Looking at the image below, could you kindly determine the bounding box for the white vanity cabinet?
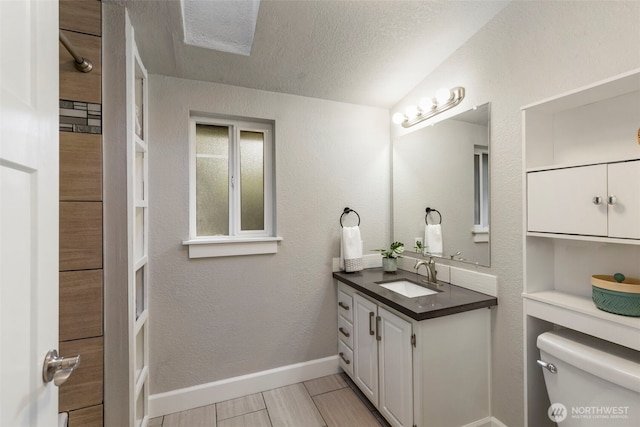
[353,293,413,427]
[522,69,640,427]
[337,281,491,427]
[527,161,640,239]
[337,288,354,377]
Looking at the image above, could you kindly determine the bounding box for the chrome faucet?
[414,257,437,284]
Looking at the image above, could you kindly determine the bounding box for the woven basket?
[591,275,640,317]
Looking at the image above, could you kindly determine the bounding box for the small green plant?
[373,241,405,259]
[414,240,424,253]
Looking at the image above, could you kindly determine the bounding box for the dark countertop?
[333,268,497,321]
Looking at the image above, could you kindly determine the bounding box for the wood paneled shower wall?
[58,1,104,425]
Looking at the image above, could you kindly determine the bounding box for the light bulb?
[435,87,453,104]
[405,105,419,119]
[392,112,405,125]
[418,97,436,111]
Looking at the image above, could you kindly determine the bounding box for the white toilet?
[537,329,640,426]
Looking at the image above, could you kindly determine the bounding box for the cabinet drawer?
[338,315,353,349]
[338,340,353,377]
[338,289,353,322]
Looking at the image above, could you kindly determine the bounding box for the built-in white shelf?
[523,291,640,351]
[526,231,640,246]
[522,68,640,427]
[135,135,147,151]
[128,20,150,427]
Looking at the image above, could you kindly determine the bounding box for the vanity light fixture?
[392,86,465,128]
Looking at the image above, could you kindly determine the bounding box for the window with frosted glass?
[196,124,229,236]
[239,131,265,231]
[191,116,274,240]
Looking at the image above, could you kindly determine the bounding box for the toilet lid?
[537,329,640,393]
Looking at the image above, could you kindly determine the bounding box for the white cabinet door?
[353,294,378,404]
[608,160,640,239]
[378,307,413,427]
[527,165,607,235]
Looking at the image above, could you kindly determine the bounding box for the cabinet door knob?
[376,316,382,341]
[592,196,603,205]
[607,195,617,205]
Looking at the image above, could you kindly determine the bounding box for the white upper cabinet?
[524,69,640,244]
[527,164,607,236]
[527,160,640,239]
[608,161,640,239]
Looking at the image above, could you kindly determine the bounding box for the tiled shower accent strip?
[60,99,102,134]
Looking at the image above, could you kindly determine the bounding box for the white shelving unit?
[522,69,640,427]
[127,24,150,427]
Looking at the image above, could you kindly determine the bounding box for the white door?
[378,307,413,427]
[607,160,640,239]
[1,0,59,426]
[527,165,608,236]
[353,294,378,405]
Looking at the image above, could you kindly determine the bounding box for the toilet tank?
[537,329,640,426]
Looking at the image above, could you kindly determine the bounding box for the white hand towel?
[424,224,443,255]
[340,226,363,272]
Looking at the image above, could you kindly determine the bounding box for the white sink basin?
[378,280,438,298]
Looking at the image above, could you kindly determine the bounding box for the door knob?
[43,349,81,386]
[607,195,617,205]
[592,196,603,205]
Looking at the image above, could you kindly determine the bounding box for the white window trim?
[472,146,490,243]
[184,115,280,258]
[471,225,489,243]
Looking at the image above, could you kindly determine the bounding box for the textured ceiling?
[124,0,509,108]
[180,0,260,55]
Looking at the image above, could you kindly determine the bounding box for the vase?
[382,257,397,273]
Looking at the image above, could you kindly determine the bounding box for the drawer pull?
[339,327,350,338]
[338,302,350,310]
[339,352,351,365]
[369,312,375,335]
[376,316,382,341]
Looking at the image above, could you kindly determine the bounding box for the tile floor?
[150,373,391,427]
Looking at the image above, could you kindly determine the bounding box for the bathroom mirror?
[393,103,490,266]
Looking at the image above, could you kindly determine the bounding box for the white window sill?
[471,226,489,243]
[182,236,283,258]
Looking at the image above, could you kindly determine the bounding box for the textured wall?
[148,75,390,393]
[391,2,640,425]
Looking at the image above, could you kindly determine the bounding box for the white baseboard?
[461,416,508,427]
[149,355,340,417]
[490,416,509,427]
